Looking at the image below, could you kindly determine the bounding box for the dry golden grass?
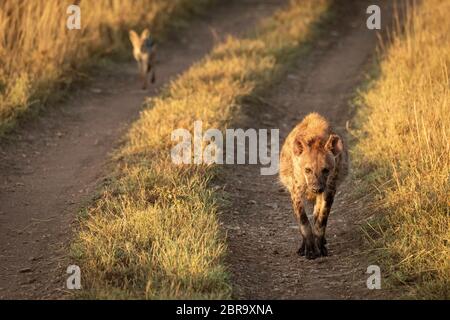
[353,0,449,299]
[0,0,211,134]
[73,0,330,299]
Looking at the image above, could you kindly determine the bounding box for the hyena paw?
[305,243,320,260]
[297,242,306,256]
[319,243,328,257]
[315,237,328,257]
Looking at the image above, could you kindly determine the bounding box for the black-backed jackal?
[129,29,156,89]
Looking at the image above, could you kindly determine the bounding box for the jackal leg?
[140,61,149,90]
[150,50,156,84]
[292,194,319,259]
[151,68,156,83]
[313,190,335,256]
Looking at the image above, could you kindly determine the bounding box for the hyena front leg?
[291,194,319,259]
[313,191,335,256]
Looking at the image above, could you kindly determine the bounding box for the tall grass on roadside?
[353,0,449,299]
[0,0,211,134]
[73,0,330,299]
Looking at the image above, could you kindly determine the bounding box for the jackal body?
[280,113,348,259]
[129,29,156,89]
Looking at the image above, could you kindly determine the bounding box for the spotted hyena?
[279,113,348,259]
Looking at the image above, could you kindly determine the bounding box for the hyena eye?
[305,168,312,174]
[322,168,330,175]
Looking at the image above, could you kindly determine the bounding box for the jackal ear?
[129,30,140,48]
[293,137,306,156]
[325,134,344,157]
[141,28,150,39]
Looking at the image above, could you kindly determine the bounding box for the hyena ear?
[129,30,140,48]
[141,28,150,40]
[325,134,344,157]
[293,137,306,156]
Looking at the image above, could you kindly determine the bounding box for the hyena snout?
[311,184,324,194]
[308,174,328,194]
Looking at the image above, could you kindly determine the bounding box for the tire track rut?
[223,0,398,299]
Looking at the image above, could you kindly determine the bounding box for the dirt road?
[223,0,398,299]
[0,0,285,299]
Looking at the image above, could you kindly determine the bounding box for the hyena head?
[292,134,343,194]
